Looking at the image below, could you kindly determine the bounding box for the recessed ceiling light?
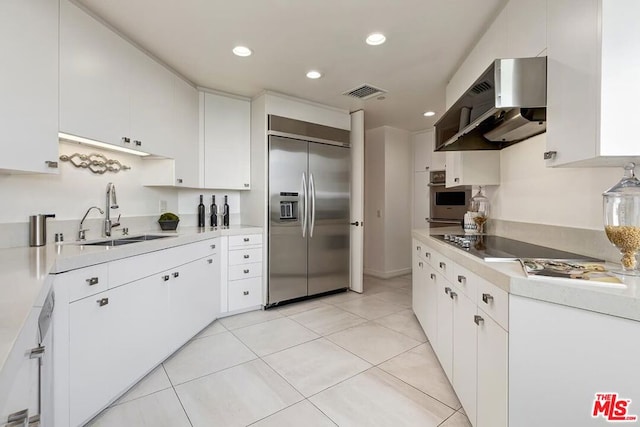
[423,111,436,117]
[306,70,322,79]
[232,46,252,57]
[366,33,386,46]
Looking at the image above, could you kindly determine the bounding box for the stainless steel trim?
[309,172,316,238]
[427,183,446,187]
[268,115,350,145]
[267,130,350,148]
[427,218,462,225]
[301,172,308,238]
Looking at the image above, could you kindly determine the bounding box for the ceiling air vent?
[470,80,492,95]
[342,84,387,100]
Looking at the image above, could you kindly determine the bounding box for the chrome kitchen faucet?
[103,183,121,237]
[78,206,104,241]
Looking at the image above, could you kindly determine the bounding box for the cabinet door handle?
[243,291,249,295]
[97,298,109,307]
[454,177,460,183]
[482,293,494,304]
[162,275,170,282]
[29,345,45,359]
[430,273,436,280]
[418,261,423,268]
[211,244,216,249]
[173,272,179,278]
[543,151,557,160]
[444,287,451,295]
[176,178,183,184]
[449,291,457,300]
[439,262,446,270]
[457,275,466,284]
[45,160,59,168]
[243,237,250,242]
[207,259,213,264]
[416,245,421,251]
[86,277,99,286]
[243,254,250,259]
[474,315,484,325]
[244,183,250,188]
[425,252,431,259]
[243,269,250,274]
[122,137,131,144]
[134,140,142,147]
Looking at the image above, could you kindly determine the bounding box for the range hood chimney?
[435,57,547,151]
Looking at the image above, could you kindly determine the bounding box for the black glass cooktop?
[432,234,602,262]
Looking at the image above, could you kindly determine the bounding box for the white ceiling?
[75,0,506,132]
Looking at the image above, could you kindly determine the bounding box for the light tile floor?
[87,274,470,427]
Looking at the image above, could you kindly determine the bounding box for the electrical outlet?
[159,200,167,213]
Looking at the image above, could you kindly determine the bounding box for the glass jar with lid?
[603,162,640,275]
[470,186,490,234]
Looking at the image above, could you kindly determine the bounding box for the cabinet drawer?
[476,279,509,330]
[228,277,262,311]
[229,262,262,281]
[191,238,218,258]
[432,251,453,283]
[229,248,262,265]
[109,244,193,288]
[451,264,477,301]
[228,234,262,248]
[57,264,109,303]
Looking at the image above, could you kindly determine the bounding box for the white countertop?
[0,225,262,375]
[413,228,640,323]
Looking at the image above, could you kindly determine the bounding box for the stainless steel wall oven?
[428,170,471,227]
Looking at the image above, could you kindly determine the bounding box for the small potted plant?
[158,212,180,231]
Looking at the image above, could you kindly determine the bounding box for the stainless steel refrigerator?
[267,117,350,306]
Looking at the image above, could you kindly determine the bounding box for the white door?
[350,110,364,293]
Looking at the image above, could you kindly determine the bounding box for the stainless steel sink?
[83,234,172,246]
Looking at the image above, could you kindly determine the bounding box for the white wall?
[364,126,412,278]
[489,134,620,229]
[383,127,412,274]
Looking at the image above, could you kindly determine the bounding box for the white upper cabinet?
[171,77,199,187]
[0,0,59,174]
[60,0,175,157]
[546,0,640,167]
[413,130,432,172]
[445,151,500,188]
[201,92,251,190]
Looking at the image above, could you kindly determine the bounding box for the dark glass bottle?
[223,195,230,227]
[210,195,217,227]
[197,195,205,227]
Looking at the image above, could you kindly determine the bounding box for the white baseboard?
[363,267,412,279]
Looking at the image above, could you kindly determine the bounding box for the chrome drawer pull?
[474,315,484,325]
[243,291,249,295]
[444,287,451,295]
[416,245,421,251]
[162,275,170,282]
[430,273,436,280]
[207,259,213,264]
[425,252,431,259]
[439,262,446,269]
[29,346,45,359]
[418,261,423,268]
[243,238,250,242]
[449,291,457,300]
[457,275,466,284]
[482,293,494,304]
[86,277,99,286]
[97,298,109,307]
[243,254,250,259]
[210,244,216,249]
[173,272,179,278]
[243,269,250,274]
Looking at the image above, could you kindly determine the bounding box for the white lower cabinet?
[452,291,478,424]
[68,274,169,426]
[54,237,221,426]
[412,238,508,427]
[221,234,264,314]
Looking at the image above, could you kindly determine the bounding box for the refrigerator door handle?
[309,172,316,238]
[301,172,308,238]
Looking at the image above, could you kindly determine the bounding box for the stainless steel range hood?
[435,57,547,151]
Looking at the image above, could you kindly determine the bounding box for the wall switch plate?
[159,200,167,213]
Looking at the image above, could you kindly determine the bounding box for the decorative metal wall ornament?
[59,153,131,174]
